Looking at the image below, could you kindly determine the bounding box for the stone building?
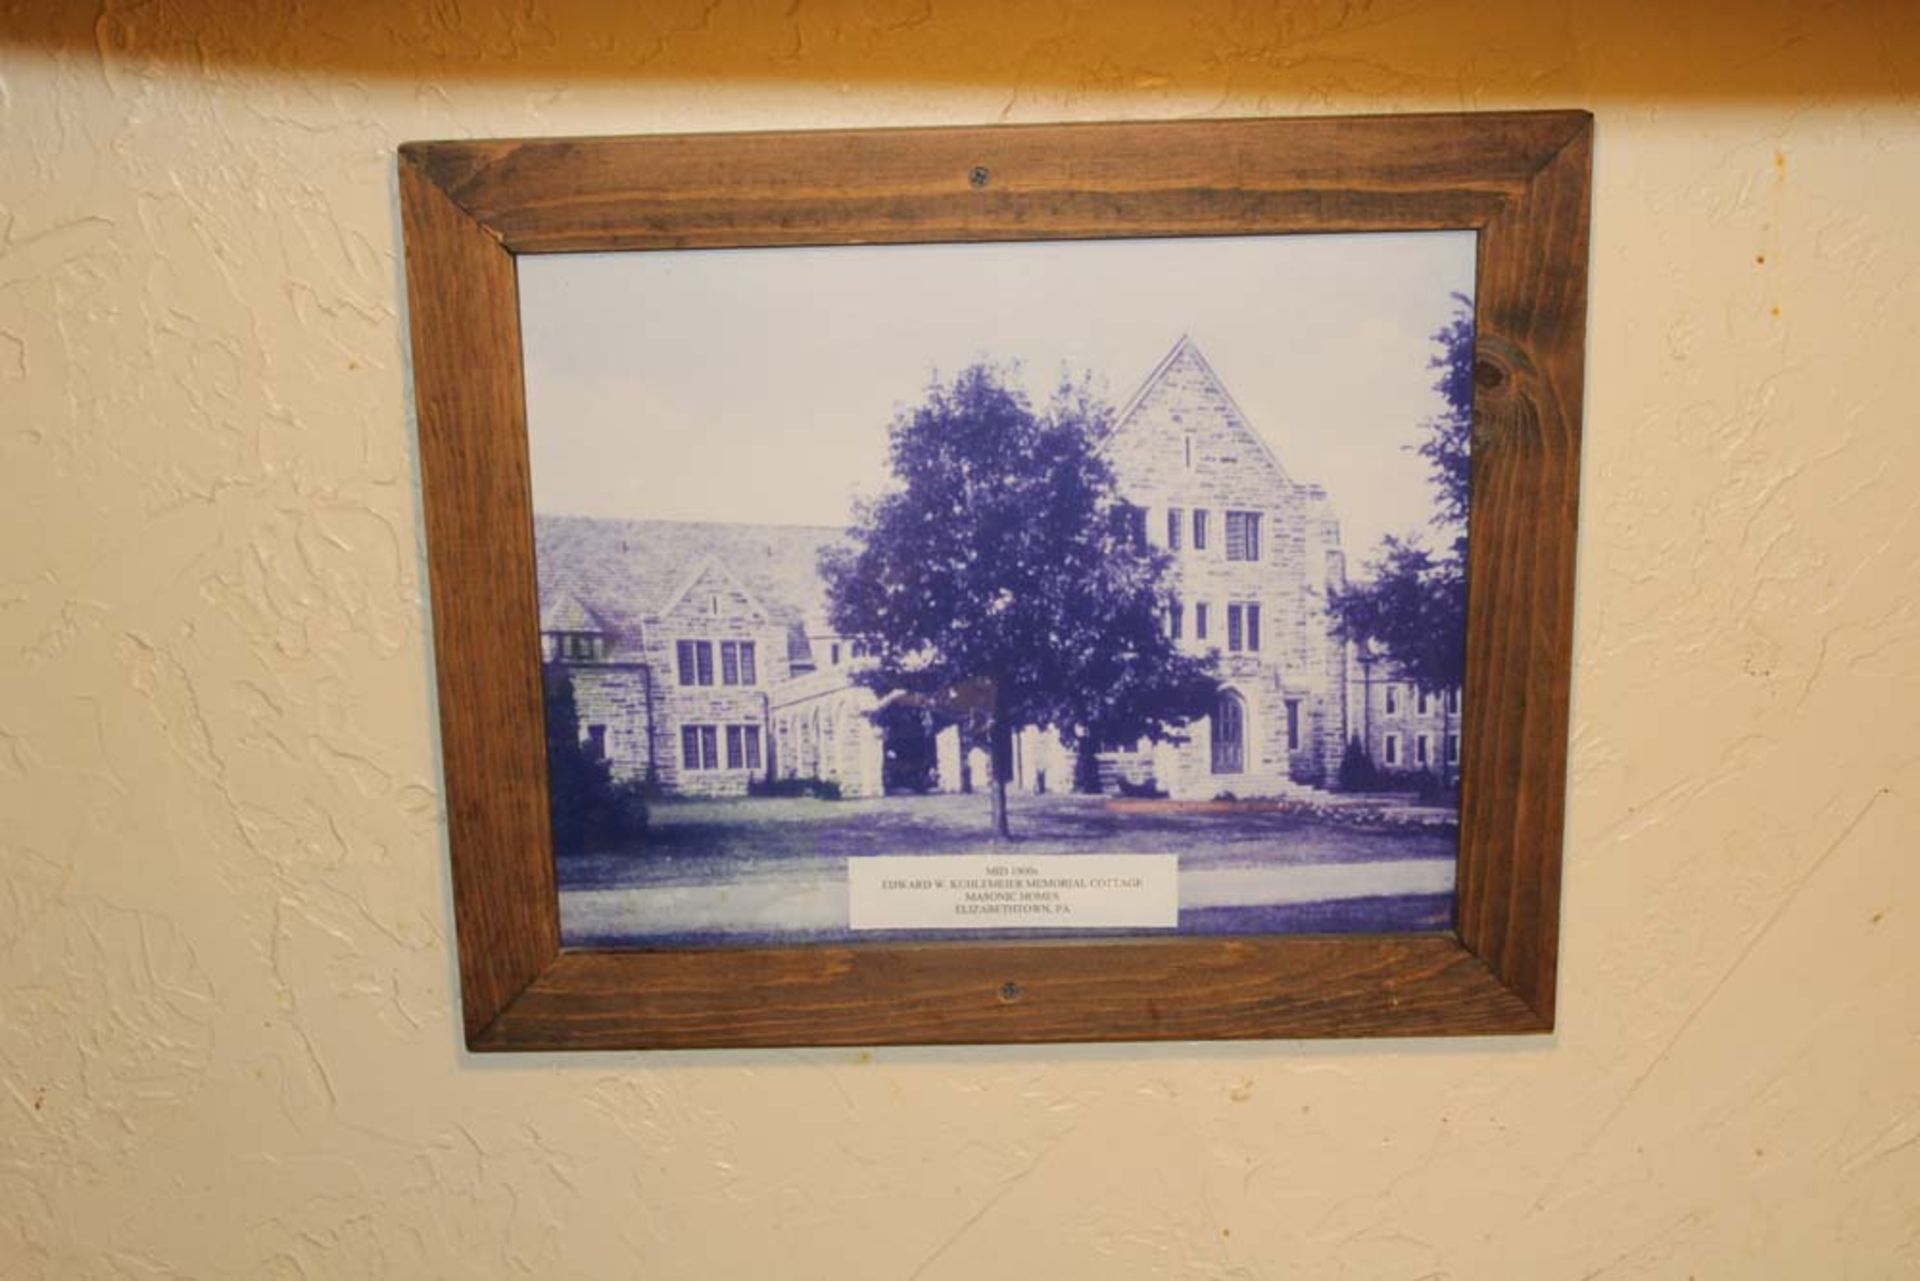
[1093,336,1351,797]
[534,336,1459,801]
[534,517,886,798]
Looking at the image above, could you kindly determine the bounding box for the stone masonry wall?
[646,564,789,797]
[1100,342,1348,793]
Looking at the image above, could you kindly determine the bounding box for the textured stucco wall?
[2,3,1917,1276]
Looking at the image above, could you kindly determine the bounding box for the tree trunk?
[1074,736,1101,794]
[989,716,1014,841]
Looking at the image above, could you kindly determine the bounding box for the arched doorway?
[1211,689,1246,775]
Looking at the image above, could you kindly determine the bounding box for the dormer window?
[547,631,604,662]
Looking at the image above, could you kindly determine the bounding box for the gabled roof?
[1104,334,1295,487]
[658,553,773,622]
[538,589,611,634]
[533,514,849,664]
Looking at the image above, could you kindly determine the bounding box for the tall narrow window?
[676,640,696,686]
[1385,684,1400,715]
[1210,690,1246,775]
[1446,733,1460,765]
[1170,599,1184,641]
[1225,510,1262,561]
[1247,603,1261,652]
[716,640,758,687]
[696,643,713,686]
[586,724,607,760]
[726,725,744,769]
[830,642,841,666]
[699,725,718,770]
[1227,603,1243,652]
[744,725,762,771]
[1192,508,1209,550]
[1384,733,1400,767]
[1285,699,1300,751]
[1183,434,1193,469]
[1447,688,1461,714]
[1167,507,1183,550]
[1195,601,1209,640]
[1417,689,1431,716]
[1416,733,1431,766]
[680,725,700,770]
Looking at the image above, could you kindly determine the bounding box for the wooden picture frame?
[398,110,1591,1050]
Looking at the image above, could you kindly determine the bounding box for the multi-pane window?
[1384,733,1401,767]
[676,640,714,686]
[1285,699,1301,751]
[681,724,719,770]
[1194,601,1209,641]
[1227,603,1262,653]
[1192,508,1209,550]
[564,633,602,661]
[680,639,756,686]
[1167,507,1183,550]
[1224,510,1262,561]
[687,724,761,771]
[720,640,757,686]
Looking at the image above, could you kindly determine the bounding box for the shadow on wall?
[0,0,1915,102]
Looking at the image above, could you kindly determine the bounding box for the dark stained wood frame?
[398,111,1591,1050]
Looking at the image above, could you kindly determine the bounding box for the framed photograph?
[399,111,1591,1050]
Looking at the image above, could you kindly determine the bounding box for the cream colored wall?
[2,3,1916,1276]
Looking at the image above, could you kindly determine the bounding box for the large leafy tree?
[822,363,1217,838]
[1331,293,1474,695]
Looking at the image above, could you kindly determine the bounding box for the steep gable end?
[1103,335,1294,494]
[539,589,612,635]
[659,554,773,625]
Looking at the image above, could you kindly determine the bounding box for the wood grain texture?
[399,160,559,1044]
[481,937,1544,1051]
[396,111,1593,1050]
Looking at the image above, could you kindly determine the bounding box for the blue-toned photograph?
[518,232,1474,947]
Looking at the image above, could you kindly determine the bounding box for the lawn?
[555,791,1456,892]
[553,791,1456,946]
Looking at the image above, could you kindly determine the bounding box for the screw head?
[998,980,1022,1002]
[969,165,991,189]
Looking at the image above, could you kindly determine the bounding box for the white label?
[847,854,1178,931]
